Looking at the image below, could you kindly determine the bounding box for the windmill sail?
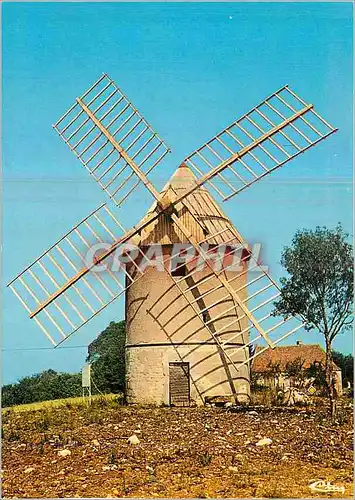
[8,203,153,346]
[53,73,170,207]
[182,85,337,201]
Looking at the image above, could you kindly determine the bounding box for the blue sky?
[2,2,353,384]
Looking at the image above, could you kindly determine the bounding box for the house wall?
[256,374,290,390]
[125,247,250,405]
[334,370,343,396]
[255,369,343,396]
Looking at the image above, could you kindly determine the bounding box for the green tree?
[1,370,82,407]
[332,350,354,386]
[86,320,126,394]
[273,224,353,417]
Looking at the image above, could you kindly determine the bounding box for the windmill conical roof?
[138,163,242,246]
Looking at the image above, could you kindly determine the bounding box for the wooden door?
[169,362,190,406]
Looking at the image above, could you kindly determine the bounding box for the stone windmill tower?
[126,163,251,406]
[8,74,337,407]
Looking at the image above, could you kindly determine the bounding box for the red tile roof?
[252,344,340,372]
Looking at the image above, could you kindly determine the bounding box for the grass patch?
[2,393,121,413]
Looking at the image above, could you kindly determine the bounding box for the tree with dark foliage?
[273,224,353,417]
[332,350,354,386]
[2,370,82,407]
[284,357,307,388]
[86,320,126,394]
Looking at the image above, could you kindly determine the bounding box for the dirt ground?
[1,397,353,498]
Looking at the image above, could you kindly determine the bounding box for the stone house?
[251,341,342,395]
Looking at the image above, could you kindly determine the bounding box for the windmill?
[8,73,337,406]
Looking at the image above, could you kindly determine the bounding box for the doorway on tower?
[169,362,190,407]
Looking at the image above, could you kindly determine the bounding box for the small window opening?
[202,311,209,323]
[171,264,187,277]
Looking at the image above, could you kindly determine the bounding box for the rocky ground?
[2,397,353,498]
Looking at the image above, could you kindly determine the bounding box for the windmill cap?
[168,162,198,191]
[135,161,248,247]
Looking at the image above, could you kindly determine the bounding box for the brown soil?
[1,397,353,498]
